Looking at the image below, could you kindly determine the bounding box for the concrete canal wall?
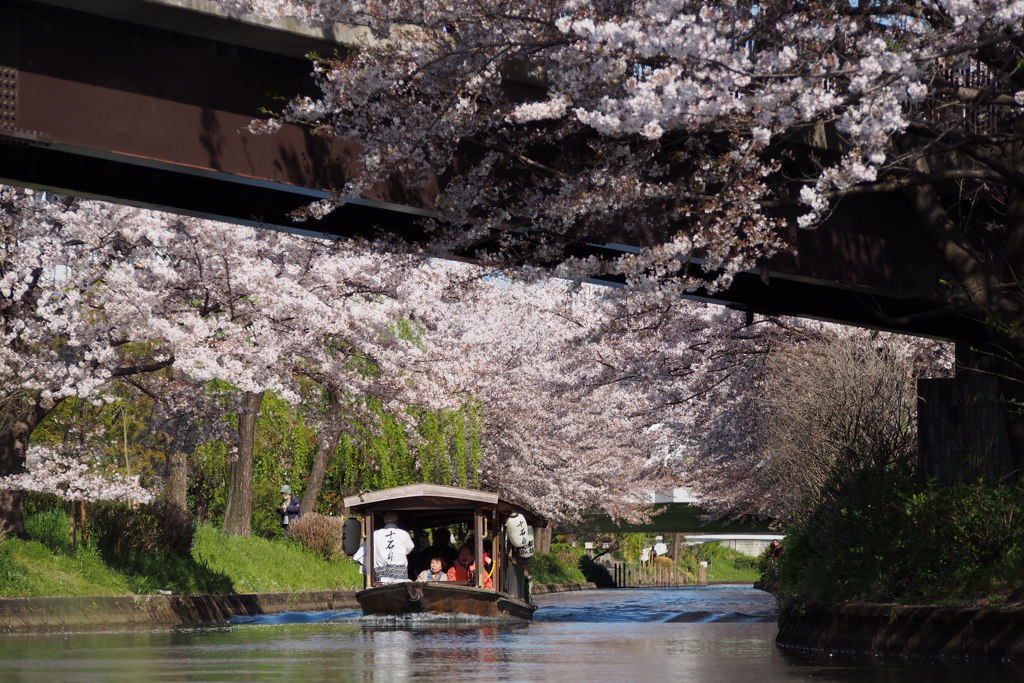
[531,582,597,595]
[0,590,360,632]
[0,583,596,632]
[776,602,1024,663]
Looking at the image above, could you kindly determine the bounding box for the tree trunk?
[301,387,346,515]
[0,398,56,537]
[68,500,76,546]
[996,369,1024,483]
[222,390,264,537]
[78,500,87,545]
[534,525,552,554]
[163,448,189,513]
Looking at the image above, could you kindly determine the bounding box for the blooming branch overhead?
[214,0,1024,297]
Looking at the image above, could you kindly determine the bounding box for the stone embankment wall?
[531,582,596,595]
[0,584,596,631]
[777,603,1024,663]
[0,590,360,632]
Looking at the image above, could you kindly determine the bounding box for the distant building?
[651,487,699,504]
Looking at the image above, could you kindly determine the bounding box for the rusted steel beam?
[0,0,436,235]
[0,0,980,341]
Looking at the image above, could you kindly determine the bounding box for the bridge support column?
[918,345,1014,486]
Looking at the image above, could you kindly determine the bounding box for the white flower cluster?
[0,446,154,503]
[201,0,1024,297]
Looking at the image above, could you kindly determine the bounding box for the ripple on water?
[533,585,779,623]
[228,610,528,628]
[227,610,360,625]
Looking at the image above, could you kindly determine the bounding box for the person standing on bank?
[277,485,301,537]
[768,539,782,575]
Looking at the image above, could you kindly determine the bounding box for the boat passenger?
[415,555,449,583]
[447,545,493,589]
[361,511,415,584]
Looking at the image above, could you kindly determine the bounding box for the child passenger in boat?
[416,555,449,582]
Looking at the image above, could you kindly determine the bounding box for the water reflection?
[534,585,778,623]
[0,586,1021,681]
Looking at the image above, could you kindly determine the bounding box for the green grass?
[190,525,363,593]
[681,542,761,583]
[0,513,364,598]
[704,556,761,582]
[102,548,235,595]
[0,539,132,597]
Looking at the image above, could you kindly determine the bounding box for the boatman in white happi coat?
[355,511,415,584]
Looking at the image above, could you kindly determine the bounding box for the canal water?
[0,585,1020,681]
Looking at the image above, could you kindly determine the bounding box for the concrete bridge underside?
[557,504,779,558]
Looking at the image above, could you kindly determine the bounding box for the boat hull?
[356,582,537,620]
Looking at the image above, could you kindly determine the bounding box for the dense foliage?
[213,0,1024,492]
[775,472,1024,606]
[529,544,588,585]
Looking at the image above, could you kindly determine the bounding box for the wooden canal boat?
[342,483,546,620]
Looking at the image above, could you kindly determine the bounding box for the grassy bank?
[690,543,760,583]
[529,545,589,584]
[0,510,363,598]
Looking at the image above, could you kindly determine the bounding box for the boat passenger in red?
[447,545,493,589]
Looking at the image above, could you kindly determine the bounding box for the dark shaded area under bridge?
[0,0,984,345]
[559,504,776,536]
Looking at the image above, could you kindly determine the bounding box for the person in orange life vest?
[447,545,493,589]
[416,555,449,582]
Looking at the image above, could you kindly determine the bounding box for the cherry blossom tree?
[398,261,778,520]
[0,184,953,530]
[118,371,236,513]
[0,186,435,534]
[0,444,155,545]
[404,270,661,520]
[682,322,953,522]
[212,0,1024,477]
[0,445,154,504]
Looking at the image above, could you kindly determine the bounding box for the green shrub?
[22,491,65,517]
[90,501,194,556]
[289,513,344,560]
[530,544,587,584]
[25,509,72,552]
[776,468,1024,606]
[252,483,287,538]
[550,542,579,564]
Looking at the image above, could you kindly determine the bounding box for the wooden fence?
[610,562,706,588]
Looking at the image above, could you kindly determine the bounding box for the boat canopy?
[343,483,546,528]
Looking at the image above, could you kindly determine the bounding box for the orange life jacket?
[447,561,493,589]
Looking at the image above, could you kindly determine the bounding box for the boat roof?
[343,483,546,527]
